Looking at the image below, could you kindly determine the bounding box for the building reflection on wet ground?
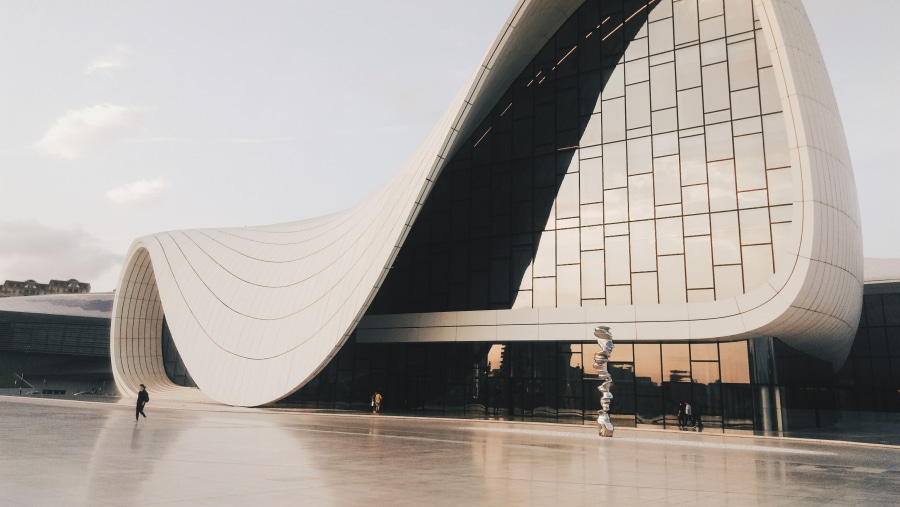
[1,396,897,506]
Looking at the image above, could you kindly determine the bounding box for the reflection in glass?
[702,63,730,112]
[708,160,737,212]
[681,185,709,218]
[625,57,649,85]
[656,217,684,255]
[714,264,744,298]
[581,250,605,299]
[700,38,727,64]
[739,207,771,244]
[533,230,556,277]
[650,62,677,109]
[579,157,603,204]
[763,113,790,169]
[635,343,662,386]
[603,98,627,142]
[692,375,722,428]
[604,141,627,189]
[731,87,761,120]
[626,82,652,128]
[677,88,703,128]
[658,255,687,303]
[711,211,741,264]
[649,17,674,55]
[705,122,734,161]
[557,264,581,307]
[719,341,750,383]
[629,174,655,221]
[742,244,774,291]
[727,39,758,89]
[662,343,691,382]
[630,220,656,272]
[679,134,707,185]
[684,235,714,289]
[632,272,659,304]
[605,236,631,286]
[758,67,781,115]
[683,214,710,236]
[725,0,754,36]
[734,133,766,190]
[691,342,718,361]
[605,187,629,224]
[673,0,699,48]
[533,277,557,308]
[652,107,678,133]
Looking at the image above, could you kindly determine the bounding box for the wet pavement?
[0,396,897,506]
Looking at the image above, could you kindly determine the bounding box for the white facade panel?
[113,0,864,407]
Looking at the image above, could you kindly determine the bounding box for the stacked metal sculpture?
[594,326,614,437]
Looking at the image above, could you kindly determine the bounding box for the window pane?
[727,39,758,89]
[692,342,718,360]
[702,62,730,112]
[662,343,691,382]
[635,343,663,385]
[650,62,677,110]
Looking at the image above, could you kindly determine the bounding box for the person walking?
[677,401,687,428]
[373,391,383,413]
[136,384,149,421]
[684,401,693,428]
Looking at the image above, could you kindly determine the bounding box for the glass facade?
[161,317,195,388]
[368,0,791,315]
[281,304,900,433]
[277,0,896,434]
[834,288,900,413]
[282,336,759,432]
[0,312,114,394]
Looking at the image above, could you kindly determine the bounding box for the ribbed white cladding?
[112,0,863,406]
[111,0,586,406]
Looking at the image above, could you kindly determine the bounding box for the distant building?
[0,279,91,298]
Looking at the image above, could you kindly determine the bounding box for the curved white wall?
[112,0,585,405]
[112,0,862,406]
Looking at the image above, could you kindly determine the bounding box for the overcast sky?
[0,0,897,292]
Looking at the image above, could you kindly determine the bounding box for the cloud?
[106,178,169,205]
[35,104,142,159]
[85,44,132,75]
[0,219,122,289]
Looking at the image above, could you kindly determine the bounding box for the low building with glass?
[0,294,114,396]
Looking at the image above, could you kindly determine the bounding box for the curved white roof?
[112,0,863,406]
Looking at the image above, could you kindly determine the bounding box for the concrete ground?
[0,396,897,506]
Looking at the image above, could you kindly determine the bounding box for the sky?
[0,1,897,292]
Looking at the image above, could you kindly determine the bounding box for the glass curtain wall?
[282,336,756,433]
[367,0,660,315]
[282,287,900,432]
[369,0,791,315]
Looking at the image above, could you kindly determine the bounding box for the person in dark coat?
[136,384,149,421]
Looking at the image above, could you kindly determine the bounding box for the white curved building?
[112,0,862,409]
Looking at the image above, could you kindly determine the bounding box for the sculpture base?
[599,423,614,438]
[597,412,614,438]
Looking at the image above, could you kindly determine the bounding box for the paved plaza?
[0,396,897,506]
